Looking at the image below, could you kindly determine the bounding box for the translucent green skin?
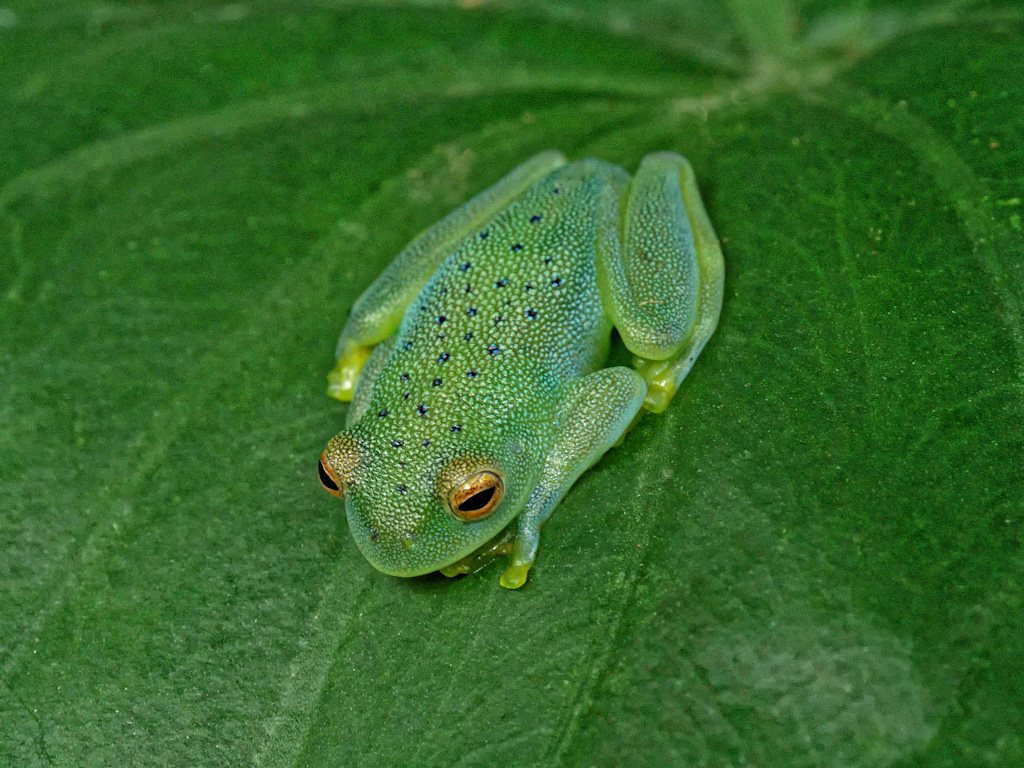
[323,152,724,588]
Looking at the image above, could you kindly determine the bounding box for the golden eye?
[318,451,344,498]
[448,471,504,521]
[319,433,361,499]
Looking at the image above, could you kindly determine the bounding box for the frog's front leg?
[597,152,724,414]
[343,336,395,427]
[328,150,567,401]
[500,367,647,589]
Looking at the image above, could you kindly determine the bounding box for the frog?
[318,151,724,589]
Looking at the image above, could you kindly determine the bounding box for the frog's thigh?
[597,152,724,413]
[343,336,396,427]
[328,151,567,401]
[500,367,646,589]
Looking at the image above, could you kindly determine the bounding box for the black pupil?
[458,485,495,513]
[318,460,340,492]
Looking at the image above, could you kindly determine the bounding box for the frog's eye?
[320,433,361,498]
[448,471,504,521]
[318,451,345,498]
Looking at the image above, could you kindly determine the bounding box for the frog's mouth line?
[358,518,518,579]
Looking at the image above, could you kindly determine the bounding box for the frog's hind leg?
[597,152,724,413]
[500,367,647,589]
[328,150,567,401]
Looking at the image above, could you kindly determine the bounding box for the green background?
[1,1,1022,765]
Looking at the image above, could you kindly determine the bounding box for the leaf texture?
[1,2,1022,766]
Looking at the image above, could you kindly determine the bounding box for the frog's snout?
[363,526,418,550]
[346,503,434,576]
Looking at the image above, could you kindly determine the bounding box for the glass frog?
[318,151,723,588]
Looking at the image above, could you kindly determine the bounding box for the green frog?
[318,151,723,588]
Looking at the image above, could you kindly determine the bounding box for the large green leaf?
[2,1,1022,765]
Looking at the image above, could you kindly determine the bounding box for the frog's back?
[379,160,626,408]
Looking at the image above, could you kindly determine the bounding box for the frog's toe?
[439,562,469,578]
[632,357,677,413]
[327,340,373,402]
[499,562,531,589]
[643,378,676,413]
[326,361,357,401]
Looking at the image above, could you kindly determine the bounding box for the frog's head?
[318,425,535,577]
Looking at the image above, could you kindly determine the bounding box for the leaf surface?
[1,2,1022,766]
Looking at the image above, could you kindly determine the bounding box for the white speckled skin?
[322,152,724,588]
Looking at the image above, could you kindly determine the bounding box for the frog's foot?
[327,339,373,402]
[439,525,515,578]
[609,357,673,444]
[498,518,541,589]
[633,356,680,414]
[633,328,717,414]
[499,561,531,590]
[437,524,531,589]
